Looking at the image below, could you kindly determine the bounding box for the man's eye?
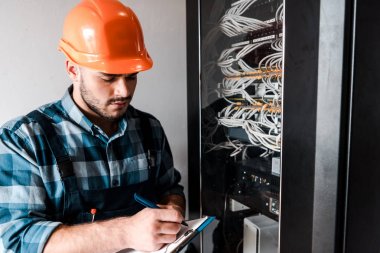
[102,77,115,82]
[127,74,137,80]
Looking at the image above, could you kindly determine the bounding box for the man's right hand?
[118,207,183,251]
[43,207,184,253]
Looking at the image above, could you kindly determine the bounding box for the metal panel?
[282,0,347,252]
[186,0,201,220]
[281,0,321,251]
[186,0,201,251]
[312,0,346,252]
[345,0,380,252]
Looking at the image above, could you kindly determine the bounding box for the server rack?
[185,0,377,252]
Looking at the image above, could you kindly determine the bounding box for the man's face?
[77,67,138,122]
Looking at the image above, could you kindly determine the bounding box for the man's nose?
[114,77,131,97]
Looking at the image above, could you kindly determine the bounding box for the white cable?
[220,1,283,37]
[275,3,284,23]
[218,40,273,76]
[217,103,281,152]
[206,139,254,158]
[213,0,284,155]
[220,14,271,37]
[221,81,270,106]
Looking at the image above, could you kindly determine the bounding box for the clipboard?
[122,216,215,253]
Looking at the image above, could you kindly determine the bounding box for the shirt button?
[112,179,119,186]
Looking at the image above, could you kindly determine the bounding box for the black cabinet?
[186,0,380,252]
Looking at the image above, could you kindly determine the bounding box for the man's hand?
[44,206,185,253]
[121,207,184,251]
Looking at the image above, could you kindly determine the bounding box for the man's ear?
[66,60,81,84]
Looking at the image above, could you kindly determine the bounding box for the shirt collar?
[61,85,128,139]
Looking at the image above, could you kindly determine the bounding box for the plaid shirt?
[0,87,184,253]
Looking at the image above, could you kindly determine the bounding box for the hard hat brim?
[59,40,153,74]
[82,57,154,75]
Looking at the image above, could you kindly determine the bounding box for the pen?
[91,208,97,222]
[134,193,188,226]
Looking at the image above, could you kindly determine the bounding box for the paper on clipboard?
[122,216,215,253]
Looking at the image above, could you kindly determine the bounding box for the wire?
[217,103,281,153]
[218,40,274,77]
[220,1,283,38]
[275,3,284,23]
[212,0,284,156]
[220,14,271,37]
[236,239,243,253]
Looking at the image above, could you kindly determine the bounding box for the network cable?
[219,0,272,37]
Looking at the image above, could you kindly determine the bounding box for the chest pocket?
[121,152,152,185]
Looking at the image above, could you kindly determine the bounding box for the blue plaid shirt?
[0,87,184,253]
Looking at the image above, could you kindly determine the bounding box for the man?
[0,0,185,252]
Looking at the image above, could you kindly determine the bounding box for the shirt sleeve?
[154,124,185,199]
[0,125,61,253]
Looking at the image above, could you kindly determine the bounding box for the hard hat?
[58,0,153,74]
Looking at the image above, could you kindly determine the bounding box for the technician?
[0,0,185,252]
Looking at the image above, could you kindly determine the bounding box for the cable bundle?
[218,77,259,104]
[217,103,281,153]
[276,3,284,22]
[218,39,282,77]
[206,138,253,158]
[259,39,283,71]
[219,0,271,37]
[218,40,273,76]
[205,1,284,157]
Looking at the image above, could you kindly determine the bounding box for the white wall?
[0,0,188,207]
[127,0,188,203]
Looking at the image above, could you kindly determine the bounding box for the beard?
[79,78,129,122]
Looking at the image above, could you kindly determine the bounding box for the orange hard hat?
[58,0,153,74]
